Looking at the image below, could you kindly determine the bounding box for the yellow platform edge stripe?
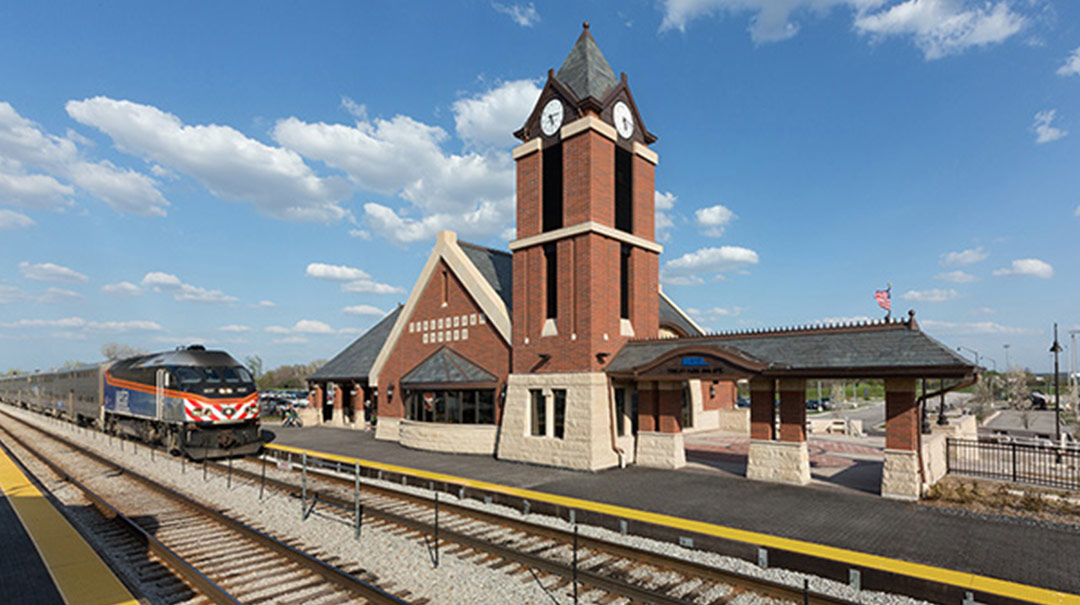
[267,442,1078,604]
[0,446,138,605]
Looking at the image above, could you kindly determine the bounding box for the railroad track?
[0,411,407,605]
[2,404,860,604]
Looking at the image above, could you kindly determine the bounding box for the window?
[545,244,557,319]
[442,270,449,305]
[542,143,563,232]
[405,389,496,424]
[553,389,566,439]
[620,244,630,320]
[614,388,626,437]
[530,389,546,436]
[615,145,633,232]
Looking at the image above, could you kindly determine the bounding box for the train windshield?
[170,366,254,397]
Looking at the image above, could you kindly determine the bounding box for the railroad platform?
[0,443,137,605]
[265,425,1080,601]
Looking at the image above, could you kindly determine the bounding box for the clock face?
[613,101,634,139]
[540,99,563,136]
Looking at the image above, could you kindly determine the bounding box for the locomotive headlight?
[219,387,233,394]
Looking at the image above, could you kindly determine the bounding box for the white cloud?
[255,300,276,308]
[1075,203,1080,217]
[854,0,1026,60]
[305,262,403,294]
[902,288,960,302]
[340,97,367,120]
[453,79,541,149]
[921,319,1034,335]
[935,270,978,283]
[140,271,238,303]
[40,287,81,303]
[66,97,349,222]
[273,336,308,344]
[0,285,26,303]
[343,304,386,316]
[694,204,735,237]
[655,191,677,242]
[971,306,995,314]
[0,209,34,230]
[992,258,1053,278]
[1032,109,1067,144]
[273,81,530,244]
[0,316,162,332]
[19,261,88,283]
[101,281,143,296]
[661,246,759,284]
[492,2,540,27]
[686,306,746,320]
[0,102,168,217]
[659,1,1026,59]
[940,245,988,266]
[219,324,251,333]
[306,262,372,282]
[1058,45,1080,77]
[266,319,336,335]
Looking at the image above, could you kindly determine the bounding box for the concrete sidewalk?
[264,424,1080,595]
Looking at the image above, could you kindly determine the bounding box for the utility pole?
[1003,344,1011,370]
[1069,330,1079,392]
[1050,324,1063,444]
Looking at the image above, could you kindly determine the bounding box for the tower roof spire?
[555,22,618,102]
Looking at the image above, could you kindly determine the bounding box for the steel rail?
[224,452,855,605]
[0,423,241,605]
[0,409,408,605]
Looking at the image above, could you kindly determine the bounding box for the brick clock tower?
[497,24,663,470]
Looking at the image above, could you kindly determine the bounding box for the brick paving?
[267,424,1080,595]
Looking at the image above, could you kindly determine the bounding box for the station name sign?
[657,355,720,376]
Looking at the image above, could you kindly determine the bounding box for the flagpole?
[886,282,891,321]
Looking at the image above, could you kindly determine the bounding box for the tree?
[101,342,148,361]
[244,355,264,380]
[1004,367,1031,408]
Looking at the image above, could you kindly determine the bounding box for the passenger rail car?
[0,346,262,459]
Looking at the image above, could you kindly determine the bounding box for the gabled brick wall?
[376,259,511,422]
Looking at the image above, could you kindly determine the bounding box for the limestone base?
[746,440,810,485]
[882,449,920,500]
[715,409,750,434]
[635,431,686,469]
[374,416,402,442]
[399,420,497,455]
[297,407,320,427]
[496,372,619,471]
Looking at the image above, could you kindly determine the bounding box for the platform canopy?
[606,313,978,381]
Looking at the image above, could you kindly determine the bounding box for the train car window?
[203,368,222,383]
[222,367,242,384]
[235,367,253,383]
[175,367,201,384]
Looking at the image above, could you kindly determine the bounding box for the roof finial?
[583,21,590,30]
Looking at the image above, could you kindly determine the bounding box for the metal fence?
[946,438,1080,490]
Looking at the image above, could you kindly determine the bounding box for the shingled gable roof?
[607,314,979,378]
[458,241,512,311]
[400,346,498,386]
[555,24,619,102]
[659,290,704,337]
[309,305,402,381]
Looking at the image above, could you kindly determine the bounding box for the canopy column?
[635,381,686,469]
[882,377,920,500]
[748,377,810,485]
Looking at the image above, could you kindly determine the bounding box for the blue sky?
[1,1,1077,375]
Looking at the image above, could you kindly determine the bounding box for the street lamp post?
[1051,324,1063,445]
[1003,344,1011,370]
[957,346,981,368]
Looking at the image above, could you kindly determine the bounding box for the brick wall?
[778,378,806,442]
[750,378,775,440]
[885,377,918,451]
[377,259,511,423]
[632,153,655,241]
[516,150,540,239]
[700,380,736,411]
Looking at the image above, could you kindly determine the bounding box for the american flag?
[874,288,891,311]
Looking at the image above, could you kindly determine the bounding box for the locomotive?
[0,345,262,459]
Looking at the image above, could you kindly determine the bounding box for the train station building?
[308,25,978,500]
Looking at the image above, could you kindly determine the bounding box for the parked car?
[806,399,823,411]
[735,396,750,408]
